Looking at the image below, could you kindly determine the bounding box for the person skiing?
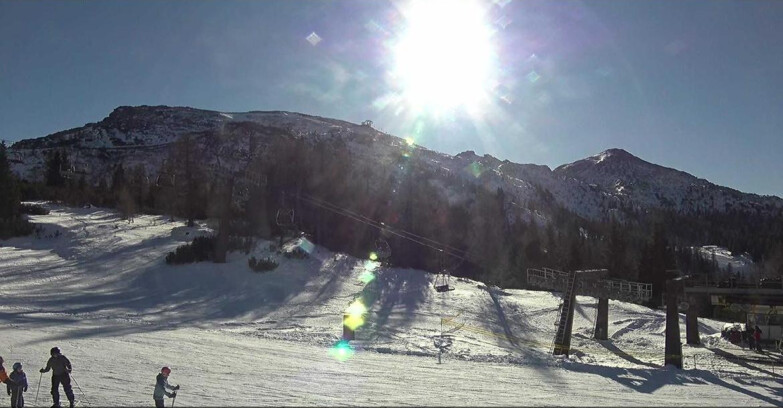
[745,324,754,350]
[754,325,763,352]
[39,347,75,408]
[153,367,179,408]
[8,362,27,408]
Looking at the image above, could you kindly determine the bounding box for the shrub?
[19,203,49,215]
[248,256,278,272]
[165,235,216,265]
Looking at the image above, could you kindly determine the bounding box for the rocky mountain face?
[9,105,783,225]
[553,148,782,217]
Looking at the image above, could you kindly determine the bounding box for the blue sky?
[1,0,782,197]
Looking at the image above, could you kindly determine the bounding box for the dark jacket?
[41,355,72,376]
[153,373,176,399]
[7,370,27,393]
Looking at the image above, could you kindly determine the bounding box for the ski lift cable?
[298,193,463,258]
[299,192,465,256]
[297,193,467,261]
[307,198,465,260]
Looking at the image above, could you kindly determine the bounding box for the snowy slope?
[1,203,782,406]
[695,245,755,275]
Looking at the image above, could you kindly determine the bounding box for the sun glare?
[393,0,496,114]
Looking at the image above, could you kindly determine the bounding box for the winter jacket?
[41,355,72,376]
[7,370,27,393]
[153,374,176,399]
[0,366,9,384]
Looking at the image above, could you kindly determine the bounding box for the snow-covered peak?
[553,148,783,216]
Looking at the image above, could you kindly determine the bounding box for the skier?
[39,347,75,408]
[754,325,762,352]
[8,363,27,408]
[153,367,179,408]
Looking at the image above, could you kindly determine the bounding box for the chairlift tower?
[527,268,653,356]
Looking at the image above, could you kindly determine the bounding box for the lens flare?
[363,259,380,272]
[468,161,484,178]
[346,299,368,316]
[329,340,355,362]
[344,300,368,331]
[344,313,365,331]
[359,270,376,284]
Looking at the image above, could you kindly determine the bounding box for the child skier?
[153,367,179,408]
[39,347,75,408]
[7,363,27,408]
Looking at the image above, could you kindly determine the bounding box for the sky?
[1,0,782,197]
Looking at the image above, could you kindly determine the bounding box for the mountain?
[554,148,782,217]
[9,106,783,224]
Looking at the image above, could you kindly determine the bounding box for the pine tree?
[0,141,20,220]
[0,141,31,239]
[605,221,629,279]
[45,150,65,188]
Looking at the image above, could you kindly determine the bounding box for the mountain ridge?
[9,105,783,223]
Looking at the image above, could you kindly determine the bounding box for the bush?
[19,203,49,215]
[248,256,278,272]
[165,235,216,265]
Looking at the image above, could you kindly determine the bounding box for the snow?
[696,245,755,275]
[1,203,782,406]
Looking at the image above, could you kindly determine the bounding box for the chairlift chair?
[276,208,295,228]
[434,251,459,292]
[155,173,175,187]
[434,272,455,293]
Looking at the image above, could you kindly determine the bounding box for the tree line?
[5,128,783,304]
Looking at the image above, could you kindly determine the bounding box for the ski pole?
[70,373,90,406]
[172,393,177,408]
[34,370,43,406]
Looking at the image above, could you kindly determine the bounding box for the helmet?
[12,363,21,371]
[50,347,61,356]
[161,366,171,374]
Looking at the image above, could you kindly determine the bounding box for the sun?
[392,0,496,114]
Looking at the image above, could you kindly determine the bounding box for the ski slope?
[0,204,781,406]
